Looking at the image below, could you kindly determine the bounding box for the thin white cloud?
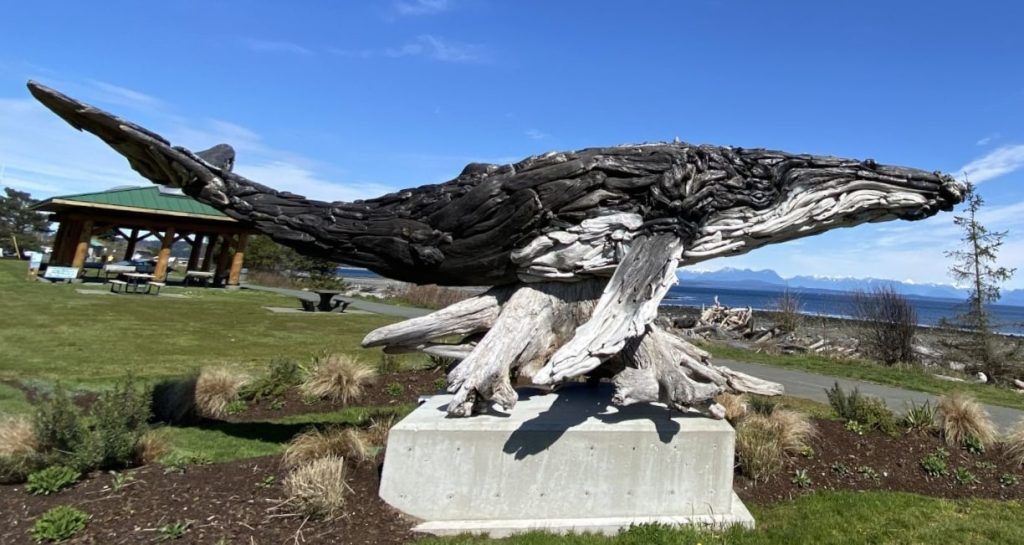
[956,144,1024,183]
[394,0,451,16]
[87,80,163,110]
[525,129,549,140]
[243,39,313,55]
[336,35,485,63]
[976,133,999,146]
[236,161,395,202]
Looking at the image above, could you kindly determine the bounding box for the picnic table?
[300,290,351,312]
[110,272,164,295]
[184,270,215,286]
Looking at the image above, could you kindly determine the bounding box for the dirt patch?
[2,380,99,413]
[0,456,414,545]
[224,368,445,422]
[736,418,1024,505]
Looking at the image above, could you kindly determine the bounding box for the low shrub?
[735,414,785,482]
[284,426,370,468]
[920,448,949,478]
[395,284,469,310]
[936,393,996,450]
[240,358,303,402]
[195,367,250,418]
[76,375,152,471]
[284,456,349,517]
[300,354,377,404]
[748,395,778,416]
[25,465,80,495]
[33,384,85,457]
[1005,419,1024,467]
[826,382,897,435]
[0,453,44,484]
[30,505,89,543]
[715,393,748,423]
[901,400,936,433]
[151,375,198,424]
[1,415,38,457]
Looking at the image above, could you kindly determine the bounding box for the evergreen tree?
[0,188,51,256]
[945,182,1016,377]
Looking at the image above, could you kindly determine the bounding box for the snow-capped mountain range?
[676,267,1024,306]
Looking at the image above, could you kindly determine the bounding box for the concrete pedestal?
[379,383,754,537]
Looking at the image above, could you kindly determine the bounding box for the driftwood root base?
[363,281,781,417]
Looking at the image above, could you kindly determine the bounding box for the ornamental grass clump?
[1002,418,1024,467]
[735,414,784,482]
[300,354,377,404]
[715,393,748,423]
[194,367,250,418]
[0,415,38,457]
[284,456,350,517]
[284,426,370,468]
[936,393,996,450]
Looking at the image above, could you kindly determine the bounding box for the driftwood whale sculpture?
[29,81,964,417]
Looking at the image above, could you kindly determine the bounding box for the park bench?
[102,264,136,278]
[145,281,165,295]
[109,279,127,293]
[183,270,214,286]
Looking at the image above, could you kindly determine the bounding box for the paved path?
[243,284,431,319]
[720,358,1023,430]
[245,284,1023,428]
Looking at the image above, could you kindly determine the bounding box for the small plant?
[300,354,378,404]
[269,398,286,411]
[26,466,80,495]
[195,367,250,418]
[920,448,949,478]
[791,469,812,488]
[433,377,448,392]
[378,353,401,374]
[255,475,275,489]
[955,467,979,485]
[901,400,936,433]
[240,358,303,402]
[365,415,397,448]
[999,474,1019,487]
[857,465,881,481]
[161,451,212,474]
[426,354,456,371]
[827,383,897,435]
[108,470,136,492]
[301,393,321,406]
[157,520,192,541]
[831,461,851,477]
[974,460,997,470]
[285,456,350,517]
[799,445,815,459]
[845,420,866,436]
[30,505,89,543]
[963,434,985,455]
[284,426,370,468]
[748,395,777,416]
[936,393,996,450]
[385,382,404,397]
[224,399,247,415]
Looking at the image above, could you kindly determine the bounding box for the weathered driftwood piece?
[698,297,753,332]
[29,81,965,418]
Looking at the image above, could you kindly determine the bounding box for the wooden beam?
[227,234,248,287]
[50,221,71,266]
[186,233,204,271]
[71,220,94,269]
[153,227,176,282]
[214,235,233,286]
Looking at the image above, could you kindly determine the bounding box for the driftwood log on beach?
[28,81,965,417]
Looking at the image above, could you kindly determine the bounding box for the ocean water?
[663,285,1024,336]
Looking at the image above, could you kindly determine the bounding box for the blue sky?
[1,1,1022,287]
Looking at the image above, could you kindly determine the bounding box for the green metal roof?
[43,186,227,218]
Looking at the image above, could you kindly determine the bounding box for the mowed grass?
[0,260,408,385]
[421,491,1024,545]
[703,342,1024,411]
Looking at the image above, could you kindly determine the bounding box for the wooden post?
[153,227,175,282]
[123,228,139,260]
[71,220,93,269]
[226,234,248,288]
[201,234,218,271]
[186,234,203,271]
[51,220,70,265]
[214,235,233,286]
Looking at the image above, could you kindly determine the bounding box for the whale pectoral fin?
[534,232,685,384]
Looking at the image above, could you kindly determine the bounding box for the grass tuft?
[284,456,349,517]
[365,415,398,448]
[0,415,37,457]
[300,354,377,404]
[936,393,996,450]
[195,367,250,418]
[284,426,370,468]
[772,408,816,454]
[716,393,748,423]
[1003,418,1024,467]
[134,429,172,466]
[736,414,785,482]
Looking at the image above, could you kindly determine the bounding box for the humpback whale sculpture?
[28,81,964,418]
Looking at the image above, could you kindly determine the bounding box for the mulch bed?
[0,456,414,545]
[736,418,1024,504]
[222,368,446,422]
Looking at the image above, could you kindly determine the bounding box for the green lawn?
[421,491,1024,545]
[0,260,411,386]
[703,342,1024,411]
